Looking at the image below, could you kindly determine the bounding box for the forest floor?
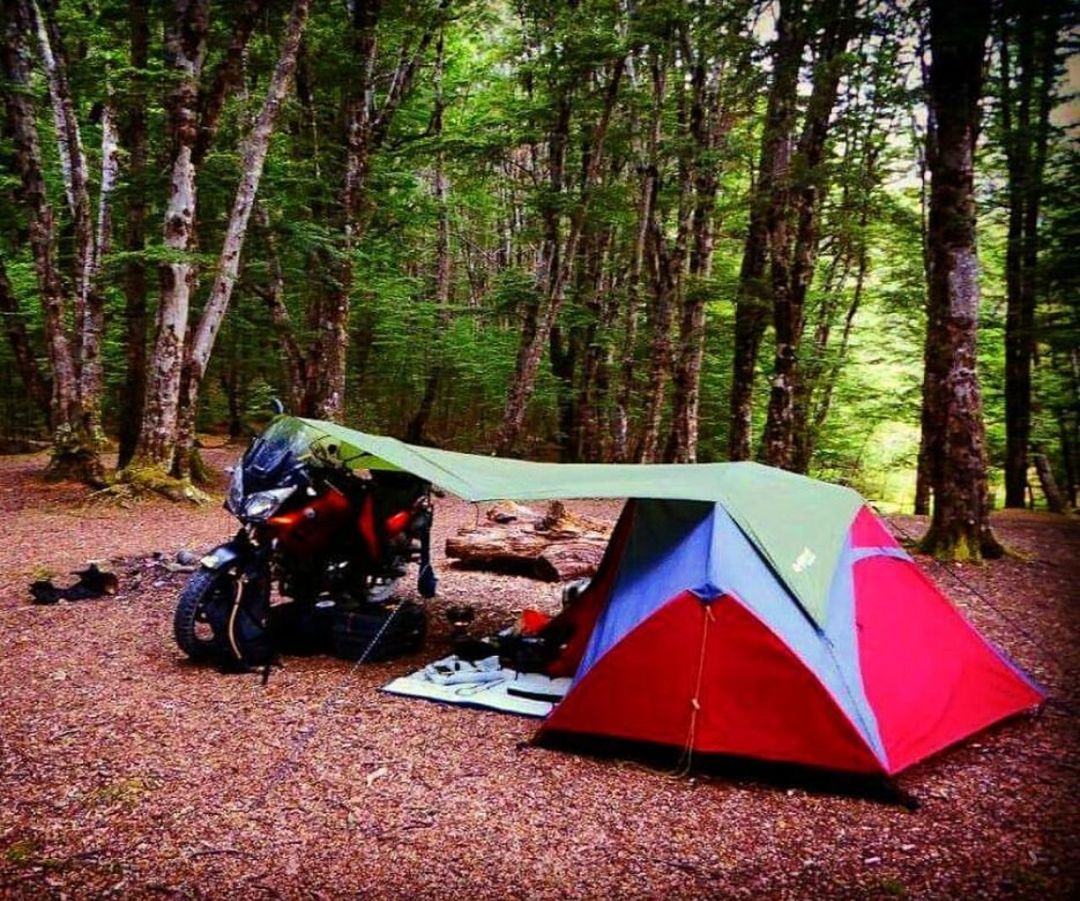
[0,448,1077,899]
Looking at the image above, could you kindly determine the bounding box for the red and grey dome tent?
[297,416,1045,776]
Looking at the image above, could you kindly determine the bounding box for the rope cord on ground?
[253,598,410,808]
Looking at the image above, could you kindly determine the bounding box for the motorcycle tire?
[174,567,235,661]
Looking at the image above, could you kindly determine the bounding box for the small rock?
[901,844,915,852]
[864,856,881,865]
[176,549,201,566]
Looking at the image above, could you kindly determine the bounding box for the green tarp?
[297,417,865,628]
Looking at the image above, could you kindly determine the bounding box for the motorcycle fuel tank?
[266,486,353,556]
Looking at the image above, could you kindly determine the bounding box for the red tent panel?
[855,556,1044,774]
[541,592,703,747]
[849,505,901,549]
[542,592,883,773]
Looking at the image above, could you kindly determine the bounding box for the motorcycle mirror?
[269,397,285,415]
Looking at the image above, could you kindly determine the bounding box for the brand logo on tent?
[792,547,817,573]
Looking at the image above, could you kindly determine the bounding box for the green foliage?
[0,0,1074,507]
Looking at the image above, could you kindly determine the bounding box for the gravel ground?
[0,451,1077,898]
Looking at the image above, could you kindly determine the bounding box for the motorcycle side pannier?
[331,602,427,662]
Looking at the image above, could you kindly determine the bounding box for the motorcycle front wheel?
[173,567,236,660]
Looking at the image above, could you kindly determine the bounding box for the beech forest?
[0,0,1076,559]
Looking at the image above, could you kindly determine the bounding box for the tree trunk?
[78,100,119,444]
[913,431,932,515]
[549,320,582,460]
[793,231,869,473]
[639,115,691,466]
[303,0,448,423]
[667,47,734,464]
[762,0,857,470]
[32,0,106,444]
[556,219,611,460]
[640,53,692,464]
[405,158,452,444]
[0,0,100,484]
[130,0,209,472]
[613,51,662,462]
[638,217,679,463]
[254,205,305,412]
[914,20,936,518]
[496,58,625,455]
[311,3,377,423]
[1059,413,1077,509]
[728,0,807,461]
[920,0,1002,560]
[574,227,616,461]
[790,32,889,474]
[1000,2,1060,507]
[501,80,570,453]
[117,0,151,468]
[31,0,92,318]
[446,501,612,582]
[174,0,312,475]
[406,33,450,445]
[193,0,266,166]
[1032,450,1067,513]
[0,256,52,423]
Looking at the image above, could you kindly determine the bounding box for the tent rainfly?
[298,417,1046,775]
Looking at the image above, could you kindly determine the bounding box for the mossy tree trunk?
[0,0,106,486]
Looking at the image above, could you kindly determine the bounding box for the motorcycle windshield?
[243,417,311,488]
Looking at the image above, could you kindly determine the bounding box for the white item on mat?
[506,672,571,703]
[422,655,503,686]
[384,656,572,718]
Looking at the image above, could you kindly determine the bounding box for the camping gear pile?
[30,563,118,605]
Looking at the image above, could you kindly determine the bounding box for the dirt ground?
[0,449,1077,899]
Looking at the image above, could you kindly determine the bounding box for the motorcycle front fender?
[199,534,250,572]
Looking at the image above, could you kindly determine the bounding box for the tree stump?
[446,501,612,581]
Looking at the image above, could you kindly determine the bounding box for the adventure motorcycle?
[173,415,437,670]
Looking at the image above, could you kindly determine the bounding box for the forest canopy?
[0,0,1075,529]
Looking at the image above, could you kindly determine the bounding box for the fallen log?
[446,501,612,582]
[536,540,607,581]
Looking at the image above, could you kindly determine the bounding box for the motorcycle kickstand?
[261,656,283,687]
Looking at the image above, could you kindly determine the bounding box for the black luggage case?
[331,601,427,662]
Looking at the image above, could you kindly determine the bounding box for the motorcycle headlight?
[242,487,296,522]
[225,466,244,514]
